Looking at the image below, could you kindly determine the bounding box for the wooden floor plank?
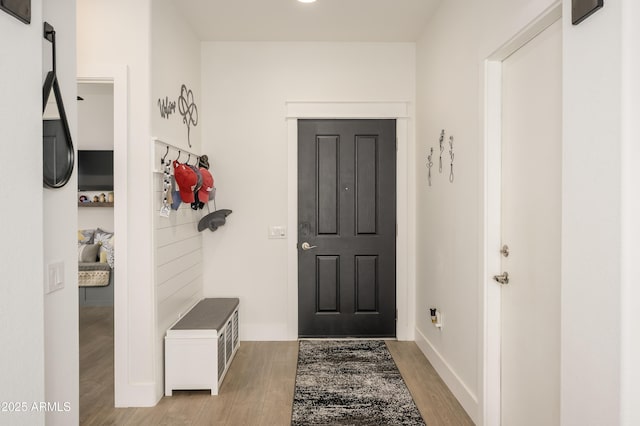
[80,307,474,425]
[386,341,475,426]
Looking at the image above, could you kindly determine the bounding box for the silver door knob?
[301,242,317,250]
[493,272,509,285]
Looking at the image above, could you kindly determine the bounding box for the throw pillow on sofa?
[95,228,115,268]
[78,229,95,244]
[78,243,100,263]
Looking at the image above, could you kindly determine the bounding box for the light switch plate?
[268,225,287,239]
[45,261,65,294]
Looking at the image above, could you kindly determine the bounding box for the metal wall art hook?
[439,129,445,173]
[449,135,455,183]
[427,147,434,187]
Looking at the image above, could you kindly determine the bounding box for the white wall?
[562,1,623,425]
[151,0,201,152]
[150,0,203,401]
[200,42,415,340]
[0,1,46,424]
[78,0,156,406]
[42,0,79,424]
[417,0,635,424]
[621,3,640,424]
[414,2,484,419]
[78,83,114,150]
[1,0,82,422]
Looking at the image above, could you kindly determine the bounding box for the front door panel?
[298,119,396,337]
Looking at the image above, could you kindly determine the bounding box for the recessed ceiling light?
[298,0,317,3]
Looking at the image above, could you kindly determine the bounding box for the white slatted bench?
[164,298,239,396]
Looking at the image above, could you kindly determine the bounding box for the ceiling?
[174,0,441,42]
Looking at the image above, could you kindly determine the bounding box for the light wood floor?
[80,307,474,425]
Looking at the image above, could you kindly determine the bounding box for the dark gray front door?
[298,119,396,337]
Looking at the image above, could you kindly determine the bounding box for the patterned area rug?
[292,340,426,425]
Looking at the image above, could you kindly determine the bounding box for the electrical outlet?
[429,307,443,329]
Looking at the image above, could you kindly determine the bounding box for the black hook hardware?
[161,146,169,165]
[176,150,181,162]
[44,22,56,74]
[42,21,74,189]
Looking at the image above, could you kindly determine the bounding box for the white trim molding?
[77,64,133,406]
[285,101,415,341]
[285,101,410,119]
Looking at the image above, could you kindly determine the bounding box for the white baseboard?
[415,328,479,423]
[114,381,159,407]
[239,324,293,341]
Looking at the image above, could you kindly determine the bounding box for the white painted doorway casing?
[481,3,562,425]
[500,18,562,425]
[77,64,129,406]
[285,102,414,341]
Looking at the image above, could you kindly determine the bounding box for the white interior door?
[500,19,562,426]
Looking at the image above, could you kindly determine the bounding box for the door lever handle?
[301,242,317,251]
[493,272,509,285]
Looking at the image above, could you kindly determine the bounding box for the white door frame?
[480,4,561,425]
[77,64,129,406]
[285,101,415,341]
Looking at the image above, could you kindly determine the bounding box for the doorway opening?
[297,119,397,338]
[77,81,115,419]
[285,101,414,341]
[482,2,562,425]
[77,64,128,408]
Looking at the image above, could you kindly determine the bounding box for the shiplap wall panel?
[156,235,201,266]
[156,251,201,281]
[157,264,201,303]
[157,277,202,331]
[152,142,204,357]
[156,222,200,247]
[156,208,203,228]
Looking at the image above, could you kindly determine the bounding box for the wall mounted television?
[78,150,113,191]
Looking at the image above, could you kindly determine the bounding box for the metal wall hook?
[176,150,181,162]
[161,146,170,165]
